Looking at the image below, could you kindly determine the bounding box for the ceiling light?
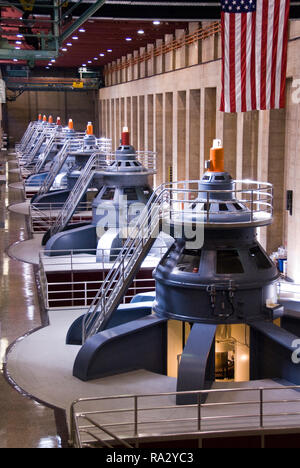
[107,49,112,52]
[126,37,132,41]
[72,36,78,40]
[15,41,22,44]
[17,34,23,38]
[94,57,98,60]
[79,28,85,33]
[153,20,161,25]
[15,47,21,50]
[99,53,105,57]
[82,64,86,67]
[51,59,56,62]
[88,61,92,64]
[67,43,72,46]
[46,66,50,69]
[138,29,145,34]
[62,48,67,52]
[13,59,18,62]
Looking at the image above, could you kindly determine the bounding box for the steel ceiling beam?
[59,0,106,44]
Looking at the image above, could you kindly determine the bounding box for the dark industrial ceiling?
[1,1,300,70]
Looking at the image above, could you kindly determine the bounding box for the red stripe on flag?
[250,11,257,111]
[270,0,280,108]
[240,13,247,112]
[260,0,269,110]
[229,14,236,113]
[220,12,225,112]
[280,0,290,108]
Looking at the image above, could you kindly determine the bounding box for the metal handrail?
[70,383,300,448]
[80,178,273,342]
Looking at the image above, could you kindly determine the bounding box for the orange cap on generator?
[209,139,224,172]
[68,119,74,130]
[38,114,42,121]
[56,117,61,126]
[48,115,53,124]
[86,122,93,135]
[43,115,47,122]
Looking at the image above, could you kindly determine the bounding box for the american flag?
[220,0,290,113]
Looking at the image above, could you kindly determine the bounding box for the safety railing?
[82,188,168,341]
[104,22,221,79]
[38,246,166,310]
[81,178,273,342]
[30,201,93,233]
[105,150,157,174]
[49,153,108,237]
[70,384,300,448]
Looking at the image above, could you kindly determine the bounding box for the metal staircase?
[25,131,50,165]
[49,152,107,236]
[33,134,61,174]
[82,187,169,342]
[37,139,80,196]
[19,127,41,161]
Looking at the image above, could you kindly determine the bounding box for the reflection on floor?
[0,152,63,448]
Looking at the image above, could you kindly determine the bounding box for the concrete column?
[201,21,218,62]
[115,98,120,144]
[155,39,164,74]
[132,96,138,149]
[236,112,258,180]
[284,79,300,281]
[188,89,201,180]
[139,47,146,78]
[111,61,117,85]
[116,59,121,84]
[106,98,111,140]
[176,91,187,180]
[133,50,139,80]
[121,56,127,83]
[127,54,133,81]
[164,92,173,182]
[175,29,187,70]
[216,86,237,179]
[155,94,163,186]
[165,34,175,72]
[138,95,145,151]
[111,98,116,151]
[126,96,131,129]
[200,87,216,169]
[188,22,201,66]
[120,97,125,129]
[267,109,286,254]
[146,43,155,77]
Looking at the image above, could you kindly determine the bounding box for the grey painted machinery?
[44,127,159,258]
[67,139,300,405]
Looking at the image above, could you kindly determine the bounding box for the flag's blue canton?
[221,0,256,13]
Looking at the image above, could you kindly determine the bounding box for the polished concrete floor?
[0,153,63,448]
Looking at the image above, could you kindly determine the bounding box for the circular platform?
[7,234,44,265]
[6,308,177,420]
[7,201,30,215]
[6,307,300,439]
[8,168,21,175]
[8,182,24,191]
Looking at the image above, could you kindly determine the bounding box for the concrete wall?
[6,89,99,147]
[99,20,300,281]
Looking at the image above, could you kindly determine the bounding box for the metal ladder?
[17,122,34,148]
[49,152,107,236]
[82,187,169,342]
[22,129,50,165]
[19,127,41,160]
[33,134,63,174]
[36,139,77,195]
